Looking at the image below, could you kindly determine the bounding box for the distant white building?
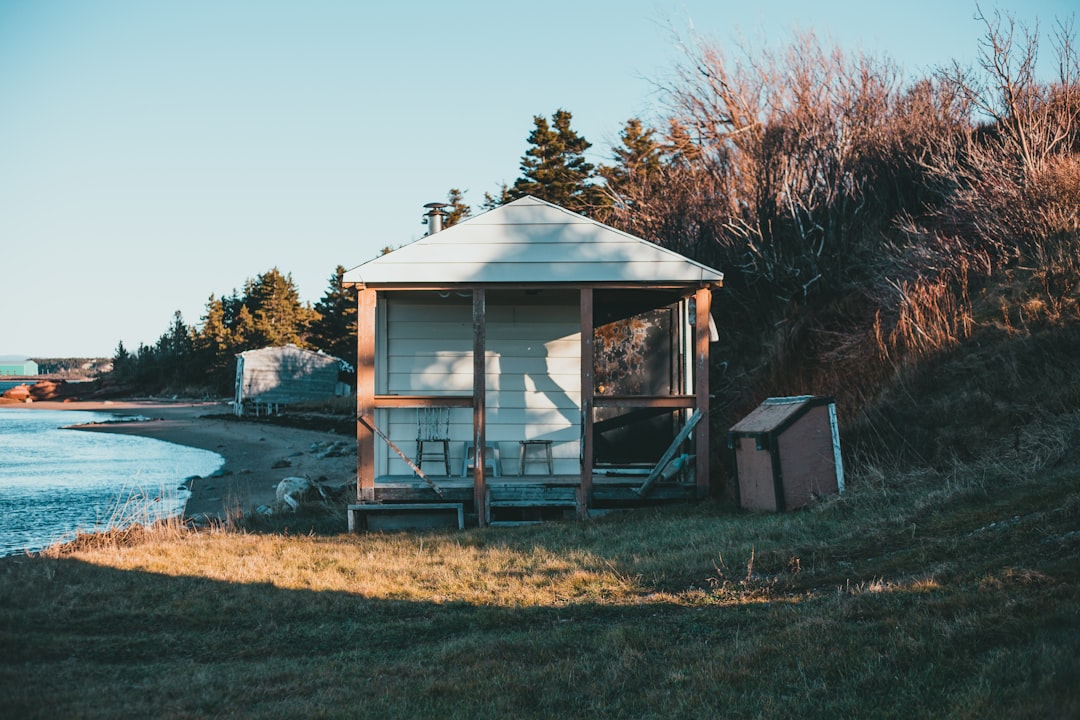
[0,357,38,376]
[234,345,349,416]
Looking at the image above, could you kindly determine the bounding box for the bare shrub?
[887,10,1080,336]
[597,14,1078,463]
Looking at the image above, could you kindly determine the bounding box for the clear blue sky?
[0,0,1072,358]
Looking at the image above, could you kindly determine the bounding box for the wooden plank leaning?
[357,414,445,498]
[635,410,702,497]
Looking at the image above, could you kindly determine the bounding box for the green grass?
[1,328,1079,718]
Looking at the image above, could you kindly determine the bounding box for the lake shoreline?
[12,399,357,520]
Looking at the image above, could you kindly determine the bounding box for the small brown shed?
[728,395,844,511]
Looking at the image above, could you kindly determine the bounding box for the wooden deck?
[353,473,699,528]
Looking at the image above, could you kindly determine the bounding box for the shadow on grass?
[1,548,1077,720]
[0,555,725,719]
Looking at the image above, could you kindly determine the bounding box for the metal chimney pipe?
[423,202,449,235]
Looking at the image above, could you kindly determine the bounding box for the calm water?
[0,408,223,556]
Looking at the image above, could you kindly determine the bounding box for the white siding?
[386,297,473,394]
[379,293,581,476]
[487,300,580,475]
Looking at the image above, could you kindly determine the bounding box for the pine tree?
[444,188,471,228]
[198,295,228,353]
[309,265,357,368]
[231,305,257,351]
[133,343,158,388]
[242,268,314,348]
[154,311,195,389]
[600,118,663,198]
[501,109,609,215]
[195,295,236,392]
[482,183,512,211]
[219,291,246,332]
[111,341,134,383]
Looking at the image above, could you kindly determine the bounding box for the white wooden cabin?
[343,196,723,527]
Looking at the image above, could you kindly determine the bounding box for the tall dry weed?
[882,270,974,360]
[38,482,227,557]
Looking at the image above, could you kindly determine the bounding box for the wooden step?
[485,484,579,524]
[348,503,464,532]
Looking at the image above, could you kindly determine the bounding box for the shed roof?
[729,396,829,436]
[342,196,724,288]
[236,344,344,368]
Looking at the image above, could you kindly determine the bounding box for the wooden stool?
[518,440,554,475]
[462,441,501,477]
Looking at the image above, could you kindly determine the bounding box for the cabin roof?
[342,196,724,288]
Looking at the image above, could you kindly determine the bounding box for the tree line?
[111,9,1078,422]
[107,267,356,396]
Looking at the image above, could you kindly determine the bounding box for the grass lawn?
[1,438,1077,719]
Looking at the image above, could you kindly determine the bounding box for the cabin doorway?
[593,291,686,468]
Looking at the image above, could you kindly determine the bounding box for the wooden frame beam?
[694,286,712,497]
[372,395,473,408]
[579,287,594,518]
[356,288,377,502]
[472,289,488,527]
[593,395,697,409]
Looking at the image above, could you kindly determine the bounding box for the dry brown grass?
[876,270,974,361]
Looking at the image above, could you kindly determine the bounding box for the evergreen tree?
[501,109,609,214]
[600,118,663,196]
[231,304,257,350]
[133,342,158,388]
[154,311,195,389]
[444,188,471,228]
[110,341,134,384]
[160,311,193,359]
[195,295,235,392]
[596,118,667,227]
[309,265,357,368]
[482,183,511,211]
[220,291,246,331]
[242,268,314,348]
[197,295,228,354]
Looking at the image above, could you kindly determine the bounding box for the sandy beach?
[14,399,357,520]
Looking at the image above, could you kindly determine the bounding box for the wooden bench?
[348,503,465,532]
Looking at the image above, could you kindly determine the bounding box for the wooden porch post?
[357,288,377,502]
[472,288,487,527]
[579,288,594,518]
[694,286,712,497]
